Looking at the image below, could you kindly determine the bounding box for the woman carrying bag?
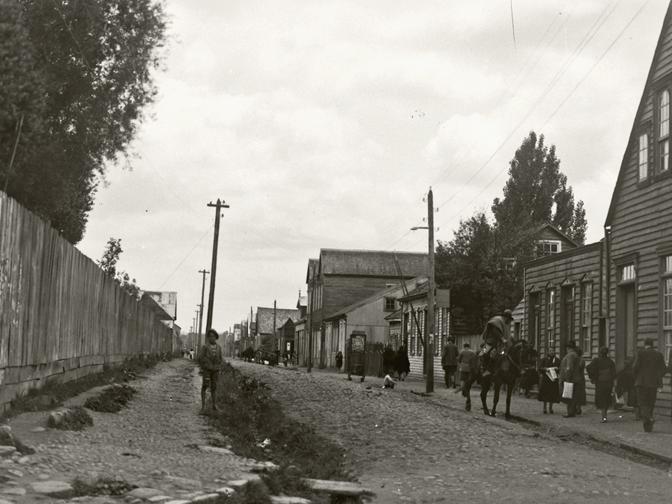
[559,341,582,418]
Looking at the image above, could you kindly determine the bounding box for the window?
[418,310,424,356]
[660,90,670,172]
[620,264,636,282]
[662,256,672,365]
[536,240,561,257]
[384,297,396,312]
[546,288,556,351]
[580,282,593,355]
[639,133,648,181]
[408,312,416,356]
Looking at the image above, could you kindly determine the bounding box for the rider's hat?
[503,309,513,320]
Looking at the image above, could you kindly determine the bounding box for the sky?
[77,0,669,334]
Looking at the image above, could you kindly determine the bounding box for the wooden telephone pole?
[197,269,209,347]
[205,199,229,335]
[426,187,435,394]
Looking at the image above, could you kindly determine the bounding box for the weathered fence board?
[0,191,179,409]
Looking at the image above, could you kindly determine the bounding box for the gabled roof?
[533,223,578,247]
[606,2,672,226]
[255,307,301,334]
[318,249,428,277]
[323,282,407,321]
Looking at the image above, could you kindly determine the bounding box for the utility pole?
[426,187,435,394]
[273,300,277,354]
[198,269,209,347]
[205,199,230,335]
[195,308,200,346]
[410,186,436,394]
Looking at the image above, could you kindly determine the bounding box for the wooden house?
[523,4,672,415]
[305,249,428,368]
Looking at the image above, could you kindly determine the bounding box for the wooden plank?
[302,479,373,497]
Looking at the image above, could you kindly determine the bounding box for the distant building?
[305,249,428,368]
[254,306,301,353]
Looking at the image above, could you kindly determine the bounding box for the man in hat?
[479,309,514,377]
[633,338,667,432]
[197,328,224,412]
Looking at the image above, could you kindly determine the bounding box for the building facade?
[305,249,428,368]
[523,5,672,415]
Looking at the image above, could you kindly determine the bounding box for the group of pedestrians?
[537,338,667,432]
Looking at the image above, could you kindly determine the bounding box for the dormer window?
[536,240,561,257]
[660,90,669,172]
[639,133,648,181]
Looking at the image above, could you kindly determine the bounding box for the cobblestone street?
[230,361,672,504]
[2,359,261,503]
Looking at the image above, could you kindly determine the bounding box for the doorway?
[528,292,542,355]
[616,283,636,369]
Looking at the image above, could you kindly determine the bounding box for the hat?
[503,309,513,320]
[644,337,654,347]
[207,329,219,340]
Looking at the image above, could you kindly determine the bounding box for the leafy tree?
[1,0,167,243]
[98,237,140,298]
[492,132,587,244]
[436,131,589,333]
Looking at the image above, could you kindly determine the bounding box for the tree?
[1,0,167,243]
[492,132,587,244]
[436,131,589,333]
[98,237,140,298]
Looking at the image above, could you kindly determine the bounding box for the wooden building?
[523,4,672,415]
[304,249,428,368]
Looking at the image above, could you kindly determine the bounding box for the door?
[616,284,636,369]
[560,286,575,357]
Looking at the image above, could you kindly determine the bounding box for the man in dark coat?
[479,309,514,377]
[441,337,459,389]
[633,338,667,432]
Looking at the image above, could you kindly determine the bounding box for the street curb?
[507,413,672,466]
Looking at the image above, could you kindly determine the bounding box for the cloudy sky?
[77,0,667,333]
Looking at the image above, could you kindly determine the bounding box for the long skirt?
[594,381,613,410]
[538,374,560,403]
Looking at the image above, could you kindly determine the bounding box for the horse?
[479,340,524,419]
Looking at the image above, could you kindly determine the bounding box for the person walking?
[396,345,410,381]
[197,329,224,412]
[441,337,459,389]
[575,347,587,415]
[538,350,560,414]
[559,341,582,418]
[633,338,667,432]
[587,347,616,423]
[457,343,478,411]
[335,350,343,373]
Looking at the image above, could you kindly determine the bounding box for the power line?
[423,1,649,245]
[157,227,211,289]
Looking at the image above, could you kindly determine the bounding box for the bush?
[84,384,137,413]
[48,406,93,431]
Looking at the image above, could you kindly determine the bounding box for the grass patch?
[71,477,136,497]
[84,384,137,413]
[2,353,173,420]
[48,406,93,431]
[208,363,353,503]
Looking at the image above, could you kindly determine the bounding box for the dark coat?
[396,346,410,374]
[458,348,478,374]
[633,347,667,389]
[441,343,458,368]
[538,355,560,403]
[587,356,616,410]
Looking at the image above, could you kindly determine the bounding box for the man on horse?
[479,309,514,378]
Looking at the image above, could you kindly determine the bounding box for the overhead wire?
[412,0,650,249]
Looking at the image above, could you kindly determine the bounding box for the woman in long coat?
[396,345,410,381]
[575,347,587,414]
[538,350,560,414]
[587,347,616,422]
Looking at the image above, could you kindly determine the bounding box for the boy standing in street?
[198,329,224,412]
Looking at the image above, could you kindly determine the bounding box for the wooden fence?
[0,192,180,410]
